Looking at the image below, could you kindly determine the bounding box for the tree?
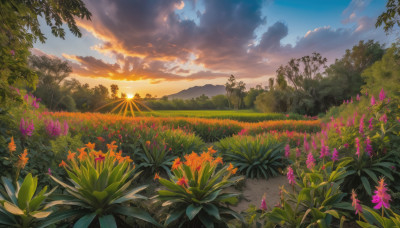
[255,92,277,113]
[110,84,119,99]
[145,93,152,100]
[376,0,400,34]
[0,0,91,104]
[244,86,265,109]
[225,75,246,109]
[121,93,127,99]
[29,55,75,111]
[211,95,229,109]
[134,93,141,100]
[225,75,236,109]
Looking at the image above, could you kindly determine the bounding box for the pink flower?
[287,166,296,186]
[365,137,373,157]
[62,121,69,135]
[352,190,363,215]
[296,148,301,158]
[284,144,290,158]
[371,95,376,105]
[371,178,391,209]
[379,114,387,123]
[20,118,34,137]
[332,148,339,161]
[359,114,365,134]
[368,118,374,130]
[312,137,317,150]
[303,137,310,152]
[379,88,386,101]
[355,138,361,158]
[306,152,315,169]
[356,94,360,101]
[344,143,349,148]
[10,50,15,56]
[260,194,267,211]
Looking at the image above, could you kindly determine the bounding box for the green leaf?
[36,209,87,228]
[113,206,161,227]
[361,176,372,195]
[186,204,202,220]
[1,177,17,205]
[164,208,185,226]
[198,211,215,228]
[99,215,117,228]
[3,201,24,215]
[203,204,220,220]
[18,173,35,210]
[73,213,97,228]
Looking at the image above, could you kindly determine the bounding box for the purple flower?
[10,50,15,56]
[306,152,315,169]
[368,117,374,130]
[344,143,349,148]
[332,148,339,161]
[372,178,391,209]
[379,88,386,101]
[20,118,34,137]
[48,168,52,175]
[371,95,376,106]
[260,194,267,210]
[284,144,290,158]
[296,148,301,158]
[359,114,365,134]
[62,121,69,135]
[303,137,310,152]
[45,119,68,137]
[287,166,296,186]
[356,94,360,101]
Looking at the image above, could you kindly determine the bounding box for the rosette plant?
[155,148,244,227]
[0,174,57,227]
[216,135,285,179]
[49,142,160,227]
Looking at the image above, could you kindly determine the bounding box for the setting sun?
[127,94,134,99]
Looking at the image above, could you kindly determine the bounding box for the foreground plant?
[155,149,244,227]
[0,174,57,227]
[49,142,160,227]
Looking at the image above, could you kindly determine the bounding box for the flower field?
[1,89,400,228]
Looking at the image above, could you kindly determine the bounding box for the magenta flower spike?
[365,137,373,157]
[379,88,386,101]
[306,152,315,169]
[63,121,69,135]
[379,114,387,123]
[260,194,267,211]
[371,95,376,106]
[20,118,34,137]
[372,178,391,210]
[332,148,339,161]
[287,166,296,186]
[296,148,301,158]
[356,94,360,101]
[359,114,365,134]
[284,144,290,158]
[368,117,374,130]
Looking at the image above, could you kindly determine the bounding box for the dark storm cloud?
[63,0,388,82]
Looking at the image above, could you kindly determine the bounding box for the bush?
[155,149,244,227]
[49,143,160,227]
[160,129,205,156]
[216,135,286,179]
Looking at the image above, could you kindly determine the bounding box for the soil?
[228,175,289,213]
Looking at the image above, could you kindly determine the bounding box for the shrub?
[49,143,160,227]
[216,135,286,179]
[155,149,244,227]
[160,129,205,156]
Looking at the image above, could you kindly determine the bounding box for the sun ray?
[128,100,135,117]
[94,98,125,112]
[110,100,126,113]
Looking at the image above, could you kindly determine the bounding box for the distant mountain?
[167,84,225,99]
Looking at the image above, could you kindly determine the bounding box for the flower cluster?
[45,119,69,137]
[20,118,34,137]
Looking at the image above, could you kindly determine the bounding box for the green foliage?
[50,135,83,160]
[135,139,176,176]
[156,152,244,227]
[254,92,277,113]
[50,147,160,227]
[160,129,205,156]
[0,173,57,227]
[357,207,400,228]
[262,161,351,227]
[216,135,285,179]
[376,0,400,34]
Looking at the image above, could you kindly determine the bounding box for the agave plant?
[135,139,176,175]
[160,129,205,156]
[155,148,244,227]
[49,143,160,227]
[0,173,57,228]
[216,135,286,179]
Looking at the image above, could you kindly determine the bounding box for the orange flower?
[85,142,95,150]
[77,147,86,155]
[172,157,183,170]
[16,149,29,169]
[213,157,223,165]
[107,141,118,151]
[97,136,105,142]
[145,141,151,146]
[59,160,67,167]
[177,177,188,187]
[154,173,160,180]
[227,163,238,175]
[207,146,217,154]
[8,136,16,153]
[67,150,76,160]
[124,156,133,163]
[78,150,87,161]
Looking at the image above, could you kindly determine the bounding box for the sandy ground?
[228,175,289,213]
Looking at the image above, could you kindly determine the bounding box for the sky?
[33,0,395,97]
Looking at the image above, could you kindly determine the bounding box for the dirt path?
[228,175,289,213]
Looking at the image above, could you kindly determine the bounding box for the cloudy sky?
[33,0,394,97]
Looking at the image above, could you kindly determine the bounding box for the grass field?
[132,110,306,122]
